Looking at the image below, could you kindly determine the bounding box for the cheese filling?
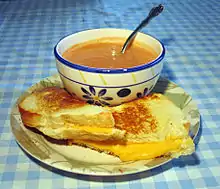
[73,138,193,161]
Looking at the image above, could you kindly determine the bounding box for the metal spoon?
[121,4,164,54]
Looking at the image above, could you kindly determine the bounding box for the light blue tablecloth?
[0,0,220,188]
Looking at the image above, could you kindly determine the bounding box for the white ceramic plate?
[10,74,200,176]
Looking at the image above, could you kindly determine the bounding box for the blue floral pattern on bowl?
[136,87,149,98]
[136,85,154,98]
[81,86,113,106]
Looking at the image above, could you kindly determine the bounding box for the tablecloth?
[0,0,220,188]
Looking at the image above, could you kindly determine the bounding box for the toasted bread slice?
[111,93,191,143]
[18,87,125,141]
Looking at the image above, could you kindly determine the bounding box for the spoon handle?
[121,4,164,54]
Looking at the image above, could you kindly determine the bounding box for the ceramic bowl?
[54,28,165,106]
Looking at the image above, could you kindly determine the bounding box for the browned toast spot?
[35,87,86,112]
[112,100,158,134]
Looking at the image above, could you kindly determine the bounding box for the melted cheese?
[73,139,184,161]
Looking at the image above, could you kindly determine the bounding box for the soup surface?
[62,37,158,69]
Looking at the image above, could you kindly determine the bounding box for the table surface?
[0,0,220,188]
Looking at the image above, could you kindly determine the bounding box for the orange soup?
[62,37,158,69]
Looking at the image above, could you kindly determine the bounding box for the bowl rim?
[54,28,165,74]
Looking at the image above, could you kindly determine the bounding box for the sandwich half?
[70,93,195,161]
[18,87,126,141]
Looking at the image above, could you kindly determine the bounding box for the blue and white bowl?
[54,28,165,106]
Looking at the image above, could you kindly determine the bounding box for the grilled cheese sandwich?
[18,87,195,161]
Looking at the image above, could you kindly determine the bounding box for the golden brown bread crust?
[19,87,90,128]
[19,88,191,143]
[112,94,159,135]
[19,87,115,127]
[18,87,88,128]
[110,93,191,143]
[28,87,86,113]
